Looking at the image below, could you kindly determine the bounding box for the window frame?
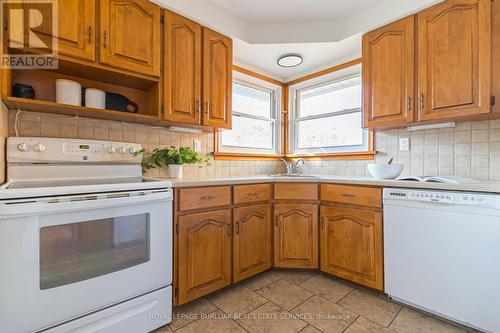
[216,69,283,158]
[288,63,370,156]
[214,60,375,161]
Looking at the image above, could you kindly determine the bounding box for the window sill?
[214,151,377,161]
[213,152,284,161]
[285,151,377,160]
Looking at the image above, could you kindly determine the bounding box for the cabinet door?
[202,28,232,128]
[29,0,96,61]
[163,10,202,125]
[363,16,415,128]
[320,206,383,290]
[417,0,491,121]
[274,204,318,269]
[177,209,232,305]
[100,0,160,76]
[233,204,272,282]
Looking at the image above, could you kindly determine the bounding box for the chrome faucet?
[281,158,305,175]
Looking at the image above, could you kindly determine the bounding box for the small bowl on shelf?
[367,163,404,179]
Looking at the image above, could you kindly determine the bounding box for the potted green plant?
[140,146,208,178]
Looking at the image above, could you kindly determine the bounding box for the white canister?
[55,79,82,106]
[85,88,106,109]
[168,165,183,179]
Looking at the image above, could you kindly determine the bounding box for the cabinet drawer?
[274,183,318,200]
[234,184,272,204]
[178,186,231,211]
[321,184,381,208]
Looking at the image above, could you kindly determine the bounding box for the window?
[218,72,281,155]
[289,64,369,155]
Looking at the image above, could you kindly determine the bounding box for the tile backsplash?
[8,110,500,181]
[300,120,500,181]
[7,110,284,178]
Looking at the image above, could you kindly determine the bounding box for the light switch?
[193,139,202,153]
[399,137,410,151]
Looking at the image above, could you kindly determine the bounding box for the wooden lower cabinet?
[320,205,383,290]
[274,203,318,269]
[233,204,272,282]
[177,209,232,304]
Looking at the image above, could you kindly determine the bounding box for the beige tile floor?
[153,270,480,333]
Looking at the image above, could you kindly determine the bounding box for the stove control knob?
[33,143,46,153]
[17,143,30,152]
[129,147,138,155]
[107,146,116,154]
[118,147,127,155]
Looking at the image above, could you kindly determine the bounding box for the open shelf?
[3,96,172,127]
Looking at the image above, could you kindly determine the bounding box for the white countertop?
[153,175,500,193]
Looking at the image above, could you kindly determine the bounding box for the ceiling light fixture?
[277,54,303,68]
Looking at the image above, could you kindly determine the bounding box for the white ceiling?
[210,0,378,23]
[233,35,361,82]
[156,0,443,81]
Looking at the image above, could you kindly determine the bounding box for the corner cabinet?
[320,206,383,291]
[362,16,415,128]
[417,0,491,121]
[99,0,161,76]
[202,28,233,129]
[177,209,232,305]
[163,10,202,125]
[274,203,318,269]
[233,204,272,282]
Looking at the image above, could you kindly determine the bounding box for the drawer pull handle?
[340,193,355,198]
[200,195,215,201]
[247,192,259,196]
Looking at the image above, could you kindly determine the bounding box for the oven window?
[40,214,150,290]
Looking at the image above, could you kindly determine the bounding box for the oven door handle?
[0,190,172,218]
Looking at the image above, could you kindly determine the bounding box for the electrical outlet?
[399,137,410,151]
[193,139,202,153]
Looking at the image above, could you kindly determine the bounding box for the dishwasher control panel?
[384,188,497,208]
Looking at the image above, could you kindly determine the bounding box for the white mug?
[85,88,106,109]
[55,79,81,106]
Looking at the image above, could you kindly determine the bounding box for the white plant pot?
[168,164,183,179]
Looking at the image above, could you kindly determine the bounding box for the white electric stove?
[0,137,173,333]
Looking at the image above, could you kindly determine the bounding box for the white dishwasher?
[383,188,500,333]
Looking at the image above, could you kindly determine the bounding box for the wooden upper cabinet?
[363,16,415,128]
[99,0,161,76]
[233,204,272,282]
[163,10,202,124]
[177,209,232,305]
[29,0,96,61]
[274,203,318,269]
[202,28,232,128]
[417,0,492,121]
[320,206,383,290]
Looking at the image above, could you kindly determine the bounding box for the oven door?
[0,190,172,333]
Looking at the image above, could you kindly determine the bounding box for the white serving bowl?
[367,163,404,179]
